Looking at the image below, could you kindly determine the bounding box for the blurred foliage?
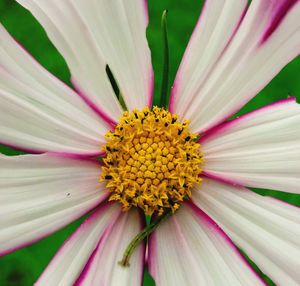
[0,0,299,285]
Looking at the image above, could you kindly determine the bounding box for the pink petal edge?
[73,221,115,286]
[147,68,154,108]
[202,171,244,188]
[148,200,267,284]
[169,0,300,135]
[12,37,115,129]
[74,208,146,286]
[71,78,117,129]
[0,141,43,155]
[186,201,268,285]
[260,0,299,43]
[201,175,300,209]
[199,97,297,144]
[143,0,150,24]
[168,1,247,113]
[0,198,108,258]
[168,0,208,113]
[35,202,114,285]
[0,140,104,158]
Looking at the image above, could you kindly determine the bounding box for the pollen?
[100,106,204,216]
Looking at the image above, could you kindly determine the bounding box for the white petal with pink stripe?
[75,209,145,286]
[193,178,300,285]
[201,98,300,193]
[170,0,300,133]
[0,25,110,155]
[16,0,153,122]
[148,203,264,286]
[36,204,145,286]
[36,203,120,286]
[0,154,107,256]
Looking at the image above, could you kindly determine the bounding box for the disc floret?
[101,106,204,216]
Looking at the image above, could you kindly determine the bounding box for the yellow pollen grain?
[100,106,204,216]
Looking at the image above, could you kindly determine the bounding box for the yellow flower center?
[101,106,204,216]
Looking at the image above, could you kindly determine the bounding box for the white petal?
[170,0,300,133]
[201,98,300,193]
[193,178,300,286]
[0,25,110,155]
[148,203,264,286]
[17,0,153,121]
[76,209,144,286]
[37,205,144,286]
[0,154,107,256]
[169,0,247,117]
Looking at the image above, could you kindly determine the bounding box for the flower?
[0,0,300,285]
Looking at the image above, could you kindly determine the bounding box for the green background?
[0,0,299,285]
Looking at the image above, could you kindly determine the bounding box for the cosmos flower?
[0,0,300,285]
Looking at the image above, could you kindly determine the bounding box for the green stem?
[159,10,170,109]
[119,211,172,267]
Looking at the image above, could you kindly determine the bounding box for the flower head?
[0,0,300,285]
[101,107,203,216]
